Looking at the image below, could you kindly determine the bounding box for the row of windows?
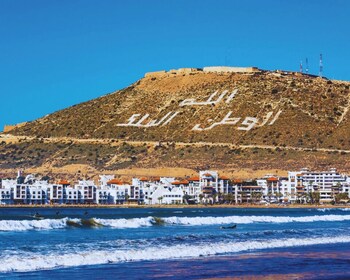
[99,192,125,195]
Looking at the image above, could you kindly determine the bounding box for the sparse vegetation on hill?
[1,69,350,178]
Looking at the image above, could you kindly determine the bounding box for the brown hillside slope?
[1,68,350,178]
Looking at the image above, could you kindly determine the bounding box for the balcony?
[202,187,214,194]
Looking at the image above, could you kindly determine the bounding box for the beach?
[1,207,350,279]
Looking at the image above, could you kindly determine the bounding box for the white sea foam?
[1,214,350,231]
[94,217,154,228]
[161,214,350,225]
[0,218,78,231]
[317,208,350,212]
[0,217,154,231]
[95,214,350,228]
[2,235,350,272]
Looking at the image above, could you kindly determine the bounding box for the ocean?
[0,207,350,279]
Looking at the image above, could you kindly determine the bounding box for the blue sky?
[0,0,349,130]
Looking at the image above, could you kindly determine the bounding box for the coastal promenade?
[1,204,349,209]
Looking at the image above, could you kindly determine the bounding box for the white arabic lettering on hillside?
[192,110,282,131]
[179,89,238,107]
[117,112,179,128]
[116,88,282,131]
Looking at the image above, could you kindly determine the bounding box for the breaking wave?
[94,217,154,228]
[0,218,77,231]
[317,208,350,212]
[0,217,155,231]
[2,235,350,272]
[2,214,350,231]
[161,214,350,226]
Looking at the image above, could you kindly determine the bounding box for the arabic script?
[116,89,283,131]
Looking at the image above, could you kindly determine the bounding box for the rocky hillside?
[1,67,350,179]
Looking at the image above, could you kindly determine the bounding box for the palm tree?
[183,194,190,204]
[223,193,233,204]
[275,192,283,203]
[335,193,349,204]
[124,194,129,204]
[301,193,308,204]
[251,192,262,204]
[267,191,273,203]
[332,183,342,202]
[212,193,218,204]
[307,181,314,193]
[226,193,234,204]
[284,192,291,203]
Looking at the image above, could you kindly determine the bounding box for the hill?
[1,66,350,179]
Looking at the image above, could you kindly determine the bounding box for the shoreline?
[0,204,349,209]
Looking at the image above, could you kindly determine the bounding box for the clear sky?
[1,0,349,130]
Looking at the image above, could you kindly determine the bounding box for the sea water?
[0,207,350,279]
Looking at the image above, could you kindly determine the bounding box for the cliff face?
[2,68,350,177]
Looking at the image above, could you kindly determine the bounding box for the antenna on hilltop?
[300,60,303,73]
[319,53,323,77]
[305,58,309,74]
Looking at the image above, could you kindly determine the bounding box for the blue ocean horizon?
[1,207,350,279]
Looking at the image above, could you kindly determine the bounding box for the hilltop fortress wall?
[203,66,260,73]
[3,122,27,133]
[144,66,260,78]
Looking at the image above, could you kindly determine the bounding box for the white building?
[288,168,346,203]
[27,182,50,205]
[149,184,183,205]
[48,180,70,204]
[256,176,290,203]
[0,181,13,204]
[132,177,180,205]
[1,168,348,205]
[75,180,96,204]
[185,176,201,202]
[8,174,51,205]
[287,171,299,202]
[103,178,131,204]
[341,177,350,199]
[98,175,115,187]
[65,185,80,204]
[96,188,117,204]
[198,171,231,202]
